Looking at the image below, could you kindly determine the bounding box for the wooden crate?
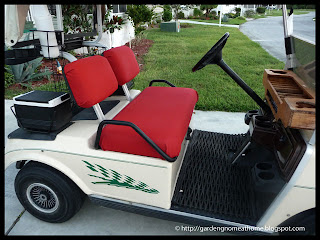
[263,69,315,130]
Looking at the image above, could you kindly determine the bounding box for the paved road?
[240,11,315,62]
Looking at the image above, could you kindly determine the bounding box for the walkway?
[180,19,240,29]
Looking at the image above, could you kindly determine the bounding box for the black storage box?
[13,91,72,132]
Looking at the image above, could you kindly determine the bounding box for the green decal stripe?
[83,160,160,194]
[5,148,167,169]
[83,160,99,172]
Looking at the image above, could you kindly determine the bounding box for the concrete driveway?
[240,11,316,62]
[4,99,249,236]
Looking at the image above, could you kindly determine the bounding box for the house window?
[113,4,127,13]
[47,5,56,15]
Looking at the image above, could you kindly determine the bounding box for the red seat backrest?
[63,55,118,108]
[103,46,140,86]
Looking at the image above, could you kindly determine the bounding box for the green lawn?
[134,25,284,112]
[185,9,314,24]
[5,24,285,112]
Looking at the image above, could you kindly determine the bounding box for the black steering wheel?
[192,32,230,72]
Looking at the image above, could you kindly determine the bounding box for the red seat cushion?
[103,46,140,86]
[99,86,198,159]
[63,55,118,108]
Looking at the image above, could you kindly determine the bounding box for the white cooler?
[12,90,72,132]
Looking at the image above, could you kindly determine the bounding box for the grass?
[133,25,284,112]
[4,78,69,99]
[5,24,285,112]
[185,9,314,24]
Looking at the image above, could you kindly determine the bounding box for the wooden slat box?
[263,69,315,130]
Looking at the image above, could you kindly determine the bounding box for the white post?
[122,84,132,102]
[30,5,59,58]
[83,5,104,46]
[61,51,77,62]
[109,31,112,48]
[282,4,294,70]
[95,4,103,42]
[93,104,106,122]
[55,5,63,31]
[55,5,64,49]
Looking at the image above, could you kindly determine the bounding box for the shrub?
[226,12,236,18]
[5,57,52,85]
[256,7,266,14]
[4,66,15,88]
[135,26,146,35]
[200,4,218,17]
[177,11,185,19]
[236,16,246,20]
[126,5,153,34]
[162,5,172,22]
[207,13,213,19]
[104,15,126,33]
[162,9,172,22]
[244,9,255,17]
[193,7,202,17]
[222,15,229,22]
[62,5,93,34]
[305,5,316,9]
[235,7,241,14]
[206,13,218,20]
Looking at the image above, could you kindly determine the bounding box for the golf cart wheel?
[278,209,315,235]
[14,161,86,223]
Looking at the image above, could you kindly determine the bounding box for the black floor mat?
[171,130,258,225]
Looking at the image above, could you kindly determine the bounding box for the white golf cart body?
[5,89,188,210]
[5,4,315,234]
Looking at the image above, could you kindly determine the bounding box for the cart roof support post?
[282,4,295,70]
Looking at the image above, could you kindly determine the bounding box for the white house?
[28,4,135,51]
[215,4,266,16]
[100,4,135,49]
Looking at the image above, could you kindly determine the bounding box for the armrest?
[149,79,176,87]
[95,120,177,162]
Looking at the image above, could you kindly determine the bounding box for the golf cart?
[5,5,315,235]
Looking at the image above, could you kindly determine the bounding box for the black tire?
[14,161,86,223]
[278,209,315,235]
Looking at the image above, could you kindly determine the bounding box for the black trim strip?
[149,80,176,87]
[89,195,270,235]
[5,48,42,65]
[64,31,97,40]
[285,37,293,55]
[11,39,40,48]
